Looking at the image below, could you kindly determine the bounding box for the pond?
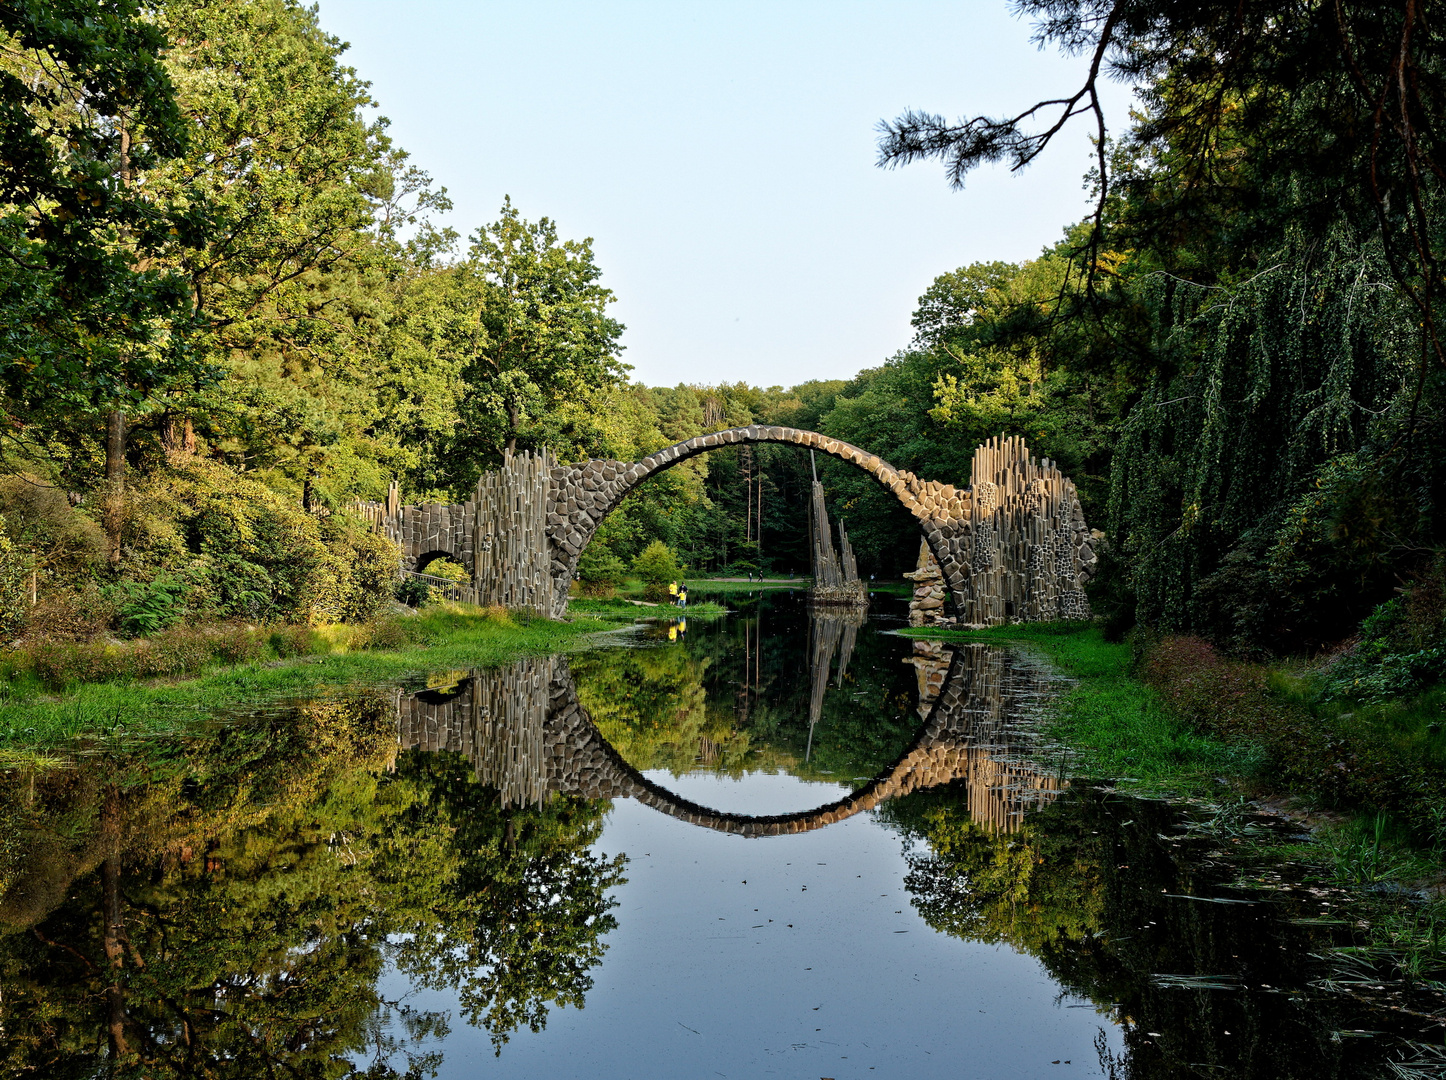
[0,589,1442,1078]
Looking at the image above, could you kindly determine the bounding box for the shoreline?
[903,621,1446,970]
[0,604,643,762]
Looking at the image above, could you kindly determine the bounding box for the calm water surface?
[0,590,1441,1078]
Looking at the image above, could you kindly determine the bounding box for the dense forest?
[0,0,1442,678]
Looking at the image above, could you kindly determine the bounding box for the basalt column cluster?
[808,480,867,606]
[960,435,1096,625]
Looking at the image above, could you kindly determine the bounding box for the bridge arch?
[546,426,975,618]
[359,426,1096,625]
[414,549,466,575]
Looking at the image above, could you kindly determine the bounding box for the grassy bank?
[906,623,1255,796]
[568,596,730,618]
[0,603,640,756]
[674,577,806,594]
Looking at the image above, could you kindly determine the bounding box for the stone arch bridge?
[358,427,1097,627]
[392,641,1066,837]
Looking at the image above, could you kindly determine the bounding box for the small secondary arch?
[413,549,467,575]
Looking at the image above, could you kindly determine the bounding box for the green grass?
[568,596,729,618]
[1274,667,1446,773]
[905,622,1259,796]
[674,577,807,594]
[0,604,637,753]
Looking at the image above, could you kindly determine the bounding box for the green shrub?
[413,556,468,604]
[105,574,188,638]
[396,577,430,607]
[0,475,105,586]
[632,541,682,601]
[577,543,627,597]
[314,515,402,622]
[0,519,31,638]
[123,461,399,626]
[422,556,468,584]
[1266,452,1401,643]
[26,582,115,641]
[1320,554,1446,701]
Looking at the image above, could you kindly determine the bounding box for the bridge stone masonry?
[359,427,1098,626]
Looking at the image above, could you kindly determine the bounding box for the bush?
[25,582,115,641]
[314,515,402,622]
[105,574,188,638]
[0,519,31,638]
[631,540,682,601]
[577,543,627,597]
[0,474,105,585]
[1266,452,1401,644]
[422,557,468,584]
[396,576,430,607]
[1140,633,1433,812]
[4,615,428,691]
[1318,554,1446,702]
[122,461,398,626]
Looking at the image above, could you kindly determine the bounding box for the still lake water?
[1,589,1442,1078]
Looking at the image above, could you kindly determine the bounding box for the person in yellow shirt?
[668,580,678,605]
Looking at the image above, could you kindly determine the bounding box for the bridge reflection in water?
[395,639,1065,836]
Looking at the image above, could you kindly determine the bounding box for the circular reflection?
[396,591,1067,835]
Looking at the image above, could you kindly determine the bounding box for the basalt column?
[473,449,555,616]
[960,435,1096,625]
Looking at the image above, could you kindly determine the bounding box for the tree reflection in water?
[0,697,624,1078]
[886,782,1444,1079]
[4,598,1437,1079]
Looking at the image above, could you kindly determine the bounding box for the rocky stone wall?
[904,539,954,628]
[354,479,478,578]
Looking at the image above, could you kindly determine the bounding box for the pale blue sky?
[316,1,1135,388]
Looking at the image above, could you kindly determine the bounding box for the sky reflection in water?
[382,768,1115,1079]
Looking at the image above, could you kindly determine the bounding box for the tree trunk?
[102,857,129,1056]
[161,410,195,455]
[506,402,520,454]
[105,409,126,567]
[106,115,133,567]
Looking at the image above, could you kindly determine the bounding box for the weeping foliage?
[1109,225,1428,647]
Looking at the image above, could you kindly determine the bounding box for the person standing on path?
[669,580,678,605]
[679,584,688,609]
